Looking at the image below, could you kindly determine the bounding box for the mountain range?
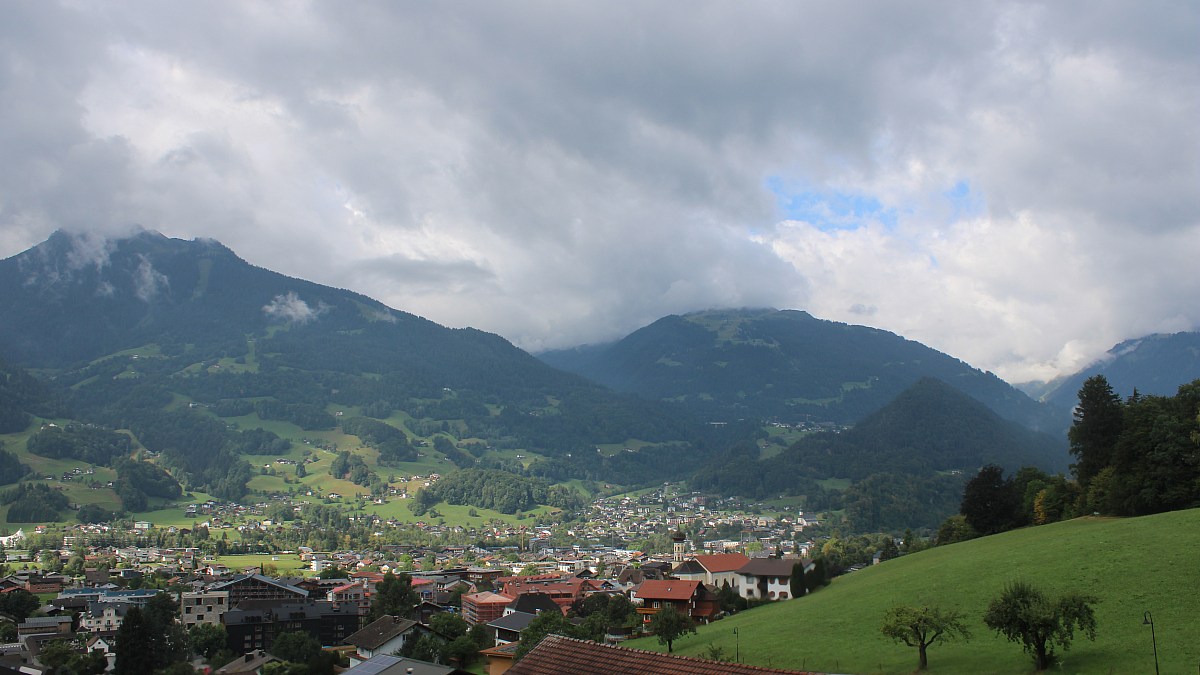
[1,229,1192,526]
[1023,332,1200,409]
[539,308,1064,433]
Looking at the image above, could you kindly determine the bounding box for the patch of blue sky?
[943,179,985,221]
[765,176,898,232]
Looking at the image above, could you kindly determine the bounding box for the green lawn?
[214,553,310,575]
[628,508,1200,674]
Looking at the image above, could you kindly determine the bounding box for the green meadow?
[629,508,1200,674]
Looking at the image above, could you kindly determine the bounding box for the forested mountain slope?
[0,230,730,502]
[539,308,1062,432]
[692,378,1067,530]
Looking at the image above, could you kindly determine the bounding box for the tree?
[649,605,696,653]
[400,633,446,663]
[114,607,157,674]
[880,605,971,670]
[960,465,1020,535]
[368,572,419,621]
[1068,375,1124,492]
[805,557,829,593]
[271,631,322,665]
[188,623,227,660]
[512,610,571,662]
[429,612,469,640]
[0,588,40,621]
[37,639,78,673]
[114,594,187,673]
[789,561,806,598]
[983,581,1098,670]
[934,514,977,546]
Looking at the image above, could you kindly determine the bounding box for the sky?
[1,1,1197,384]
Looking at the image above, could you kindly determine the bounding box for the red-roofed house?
[671,553,750,590]
[632,579,719,625]
[328,580,370,617]
[498,576,598,612]
[462,591,515,625]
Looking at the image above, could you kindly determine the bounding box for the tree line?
[946,376,1200,541]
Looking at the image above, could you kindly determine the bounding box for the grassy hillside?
[629,509,1200,674]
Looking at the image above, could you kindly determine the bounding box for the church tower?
[671,530,687,563]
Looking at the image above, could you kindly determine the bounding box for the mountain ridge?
[540,307,1064,433]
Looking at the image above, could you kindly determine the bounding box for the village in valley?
[0,481,836,674]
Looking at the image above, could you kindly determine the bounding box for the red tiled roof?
[634,579,701,602]
[695,553,751,573]
[463,591,514,605]
[506,634,819,675]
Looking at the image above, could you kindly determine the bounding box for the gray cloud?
[0,1,1196,382]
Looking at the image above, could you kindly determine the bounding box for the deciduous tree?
[368,572,419,621]
[880,605,971,670]
[983,581,1097,670]
[649,605,696,653]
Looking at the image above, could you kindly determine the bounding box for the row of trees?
[1069,376,1200,516]
[882,581,1097,671]
[947,376,1200,542]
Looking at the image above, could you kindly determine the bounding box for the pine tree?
[1068,375,1124,493]
[789,561,806,598]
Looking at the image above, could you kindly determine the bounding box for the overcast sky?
[1,1,1197,383]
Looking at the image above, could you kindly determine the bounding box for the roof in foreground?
[343,653,469,675]
[506,634,821,675]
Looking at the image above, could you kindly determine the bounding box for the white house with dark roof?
[736,557,806,601]
[342,615,430,665]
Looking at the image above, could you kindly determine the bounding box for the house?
[479,640,521,675]
[631,579,719,625]
[85,635,116,672]
[222,600,360,654]
[736,558,804,601]
[79,601,129,634]
[180,590,230,627]
[23,574,65,594]
[327,581,370,617]
[671,552,750,590]
[17,615,73,637]
[342,615,429,665]
[506,634,814,674]
[497,575,597,612]
[486,611,537,646]
[504,592,560,617]
[207,573,309,606]
[461,591,514,626]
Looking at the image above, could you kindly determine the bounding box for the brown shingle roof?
[737,558,802,577]
[506,634,819,675]
[343,615,420,650]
